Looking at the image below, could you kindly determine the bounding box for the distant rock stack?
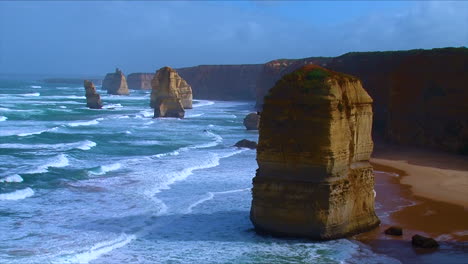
[250,65,380,240]
[150,66,192,118]
[83,80,103,109]
[102,68,129,95]
[127,73,154,90]
[243,113,260,130]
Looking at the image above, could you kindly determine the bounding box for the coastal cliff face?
[251,65,380,240]
[83,80,102,109]
[255,48,468,154]
[150,67,187,118]
[127,73,154,90]
[102,68,129,95]
[177,64,263,100]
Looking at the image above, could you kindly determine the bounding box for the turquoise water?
[0,81,400,264]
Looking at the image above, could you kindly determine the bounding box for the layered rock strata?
[243,113,260,130]
[83,80,102,109]
[150,67,192,110]
[150,67,188,118]
[127,73,154,90]
[251,65,380,240]
[102,68,129,95]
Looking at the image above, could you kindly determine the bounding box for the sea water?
[0,80,400,264]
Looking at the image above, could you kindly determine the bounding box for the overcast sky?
[0,1,467,75]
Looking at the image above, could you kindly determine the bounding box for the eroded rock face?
[83,80,102,109]
[103,68,129,95]
[251,65,380,240]
[243,113,260,130]
[150,67,187,118]
[151,66,192,110]
[127,73,154,90]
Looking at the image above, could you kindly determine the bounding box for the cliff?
[127,73,154,90]
[83,80,102,109]
[251,65,380,240]
[150,67,188,118]
[255,47,468,154]
[177,64,263,100]
[102,68,129,95]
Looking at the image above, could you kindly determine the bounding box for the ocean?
[0,80,400,264]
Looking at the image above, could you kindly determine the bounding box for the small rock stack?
[83,80,103,109]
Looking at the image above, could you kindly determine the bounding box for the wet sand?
[354,146,468,263]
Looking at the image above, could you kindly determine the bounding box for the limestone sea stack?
[83,80,102,109]
[250,65,380,240]
[102,68,129,95]
[150,66,193,110]
[150,67,189,118]
[243,113,260,130]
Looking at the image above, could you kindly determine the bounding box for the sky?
[0,1,467,76]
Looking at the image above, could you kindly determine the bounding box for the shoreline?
[354,144,468,263]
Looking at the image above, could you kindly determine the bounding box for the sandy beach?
[355,141,468,263]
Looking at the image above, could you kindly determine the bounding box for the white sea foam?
[102,103,123,109]
[21,92,40,97]
[153,150,180,158]
[0,140,96,151]
[0,187,34,201]
[192,100,215,108]
[0,116,6,121]
[68,118,103,127]
[89,163,122,176]
[18,127,59,137]
[30,85,41,88]
[143,121,154,125]
[59,233,136,264]
[59,106,67,109]
[186,188,250,213]
[186,113,204,118]
[152,131,223,159]
[26,154,69,174]
[0,174,24,183]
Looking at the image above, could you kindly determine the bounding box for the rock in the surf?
[384,226,403,236]
[243,113,260,130]
[102,68,129,95]
[150,67,187,118]
[250,65,380,240]
[234,139,257,149]
[150,66,192,110]
[83,80,102,109]
[412,234,439,248]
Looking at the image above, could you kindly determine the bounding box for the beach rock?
[234,139,257,149]
[127,73,154,90]
[150,67,187,118]
[384,226,403,236]
[250,65,380,240]
[102,68,129,95]
[412,234,439,248]
[83,80,102,109]
[243,113,260,130]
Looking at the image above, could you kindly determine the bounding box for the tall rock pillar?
[250,65,379,240]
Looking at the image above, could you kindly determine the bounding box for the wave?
[102,103,123,109]
[186,187,250,213]
[374,170,399,177]
[152,131,223,159]
[0,187,34,201]
[59,106,67,109]
[0,174,24,183]
[0,140,96,151]
[30,85,42,88]
[25,154,69,174]
[192,100,215,108]
[186,113,204,118]
[18,127,59,137]
[20,92,40,97]
[46,95,86,99]
[59,233,136,264]
[88,163,122,176]
[68,118,103,127]
[0,116,6,121]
